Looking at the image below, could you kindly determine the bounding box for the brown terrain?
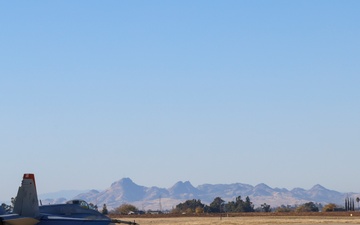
[113,212,360,225]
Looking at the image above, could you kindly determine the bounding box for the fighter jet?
[0,174,137,225]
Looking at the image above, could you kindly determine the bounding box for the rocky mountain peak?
[310,184,327,191]
[169,181,200,198]
[170,181,195,191]
[254,183,271,189]
[253,183,274,196]
[111,178,135,187]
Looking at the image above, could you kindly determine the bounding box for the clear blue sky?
[1,1,359,202]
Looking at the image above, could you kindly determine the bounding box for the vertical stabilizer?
[13,174,39,217]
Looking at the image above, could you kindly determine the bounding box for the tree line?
[172,196,256,214]
[172,196,300,214]
[2,196,360,215]
[169,196,360,214]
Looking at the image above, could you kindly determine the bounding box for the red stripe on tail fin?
[23,174,36,190]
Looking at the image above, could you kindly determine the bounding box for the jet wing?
[0,214,39,225]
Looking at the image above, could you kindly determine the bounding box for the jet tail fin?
[13,174,39,218]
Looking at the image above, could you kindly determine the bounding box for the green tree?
[175,199,204,214]
[209,197,224,213]
[226,196,254,212]
[322,203,336,212]
[275,205,293,212]
[112,204,138,215]
[261,203,271,212]
[225,200,236,212]
[296,202,319,212]
[243,196,255,212]
[185,208,193,214]
[345,197,355,211]
[1,203,12,213]
[195,206,204,214]
[234,196,244,212]
[102,204,108,215]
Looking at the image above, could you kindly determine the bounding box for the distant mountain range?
[40,178,359,210]
[39,190,90,200]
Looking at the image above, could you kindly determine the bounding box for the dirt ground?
[117,217,360,225]
[115,213,360,225]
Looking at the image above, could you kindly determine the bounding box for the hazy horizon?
[1,1,359,201]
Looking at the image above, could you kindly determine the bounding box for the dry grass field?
[116,213,360,225]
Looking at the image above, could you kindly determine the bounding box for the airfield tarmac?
[118,214,360,225]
